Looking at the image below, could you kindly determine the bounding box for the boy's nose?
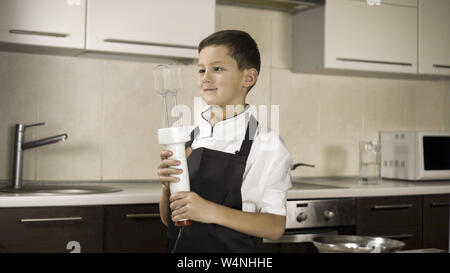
[201,71,212,83]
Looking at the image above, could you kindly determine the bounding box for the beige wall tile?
[246,68,271,129]
[363,78,416,134]
[0,52,39,181]
[317,75,362,176]
[216,5,272,68]
[444,81,450,130]
[318,75,363,135]
[289,134,319,177]
[271,68,319,175]
[36,56,103,181]
[271,10,292,69]
[412,80,444,130]
[319,132,360,176]
[102,60,160,180]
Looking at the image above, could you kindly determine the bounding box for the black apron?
[167,116,261,253]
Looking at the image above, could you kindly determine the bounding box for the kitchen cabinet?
[356,195,423,250]
[293,0,418,75]
[103,204,167,253]
[86,0,215,59]
[418,0,450,76]
[423,195,450,251]
[0,206,103,253]
[0,0,86,53]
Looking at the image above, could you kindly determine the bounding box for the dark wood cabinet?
[0,206,103,253]
[423,194,450,251]
[0,194,447,253]
[356,195,423,250]
[0,204,167,253]
[103,204,167,253]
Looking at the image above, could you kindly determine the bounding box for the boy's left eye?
[214,66,224,71]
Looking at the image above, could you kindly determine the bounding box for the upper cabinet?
[293,0,418,75]
[419,0,450,76]
[86,0,215,59]
[0,0,86,51]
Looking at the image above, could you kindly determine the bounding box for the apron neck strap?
[185,115,259,158]
[237,115,258,158]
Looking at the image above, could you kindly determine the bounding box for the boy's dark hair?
[198,30,261,93]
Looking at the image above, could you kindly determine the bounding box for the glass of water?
[359,140,381,184]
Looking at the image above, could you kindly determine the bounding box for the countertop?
[1,177,450,207]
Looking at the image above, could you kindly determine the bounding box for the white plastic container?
[158,126,192,227]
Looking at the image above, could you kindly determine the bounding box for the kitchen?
[0,0,450,256]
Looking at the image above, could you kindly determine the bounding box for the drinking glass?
[359,140,381,184]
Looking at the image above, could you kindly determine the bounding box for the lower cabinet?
[356,195,423,250]
[0,204,168,253]
[423,195,450,251]
[103,204,167,253]
[356,194,450,251]
[0,196,447,253]
[0,206,103,253]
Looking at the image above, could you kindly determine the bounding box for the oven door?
[257,227,356,253]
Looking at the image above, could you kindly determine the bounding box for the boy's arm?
[214,202,286,241]
[170,192,285,241]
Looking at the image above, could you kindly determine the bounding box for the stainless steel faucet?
[11,122,68,190]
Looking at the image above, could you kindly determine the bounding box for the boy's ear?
[243,68,258,88]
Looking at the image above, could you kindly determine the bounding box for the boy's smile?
[197,45,249,110]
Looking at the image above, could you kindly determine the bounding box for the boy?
[157,30,292,252]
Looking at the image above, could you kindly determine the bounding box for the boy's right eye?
[198,69,205,73]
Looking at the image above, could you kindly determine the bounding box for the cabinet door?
[0,206,103,253]
[423,195,450,250]
[0,0,86,49]
[104,204,167,253]
[86,0,215,59]
[419,0,450,76]
[325,0,417,73]
[356,196,422,250]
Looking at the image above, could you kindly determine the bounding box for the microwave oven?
[380,131,450,181]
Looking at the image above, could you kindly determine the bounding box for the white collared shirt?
[191,105,292,216]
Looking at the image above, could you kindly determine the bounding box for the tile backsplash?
[0,4,449,181]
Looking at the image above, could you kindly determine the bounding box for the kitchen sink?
[291,182,347,190]
[0,184,122,195]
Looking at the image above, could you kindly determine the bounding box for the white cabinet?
[294,0,418,75]
[0,0,86,50]
[419,0,450,76]
[86,0,215,59]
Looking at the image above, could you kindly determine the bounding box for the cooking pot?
[311,235,405,253]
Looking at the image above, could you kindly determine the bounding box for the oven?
[258,198,356,253]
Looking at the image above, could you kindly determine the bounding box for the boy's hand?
[157,147,193,189]
[169,191,217,224]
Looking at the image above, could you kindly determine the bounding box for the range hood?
[217,0,325,13]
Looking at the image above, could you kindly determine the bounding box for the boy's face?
[197,45,252,108]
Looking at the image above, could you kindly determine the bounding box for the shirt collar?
[197,104,252,141]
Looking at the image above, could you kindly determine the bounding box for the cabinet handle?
[383,234,413,240]
[10,29,70,38]
[336,58,412,67]
[20,217,83,223]
[126,213,160,219]
[433,64,450,69]
[430,202,450,207]
[103,38,197,50]
[372,204,413,210]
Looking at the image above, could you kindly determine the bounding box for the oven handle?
[263,231,338,244]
